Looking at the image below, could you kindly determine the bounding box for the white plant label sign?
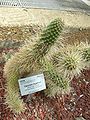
[18,73,46,96]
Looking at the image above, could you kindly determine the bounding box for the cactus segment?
[43,60,70,97]
[52,46,85,79]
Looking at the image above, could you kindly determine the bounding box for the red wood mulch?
[0,48,90,120]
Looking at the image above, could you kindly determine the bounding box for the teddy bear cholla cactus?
[52,45,86,79]
[4,18,64,113]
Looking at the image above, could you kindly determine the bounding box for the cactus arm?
[33,18,64,59]
[42,60,70,97]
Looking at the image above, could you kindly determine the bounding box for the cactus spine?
[4,18,64,113]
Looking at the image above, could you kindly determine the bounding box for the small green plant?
[4,18,64,113]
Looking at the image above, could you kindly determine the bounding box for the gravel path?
[0,8,90,28]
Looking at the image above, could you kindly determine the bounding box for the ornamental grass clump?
[4,18,64,113]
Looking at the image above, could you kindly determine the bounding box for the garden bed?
[0,27,90,120]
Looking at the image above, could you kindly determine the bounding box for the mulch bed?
[0,29,90,120]
[0,48,90,120]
